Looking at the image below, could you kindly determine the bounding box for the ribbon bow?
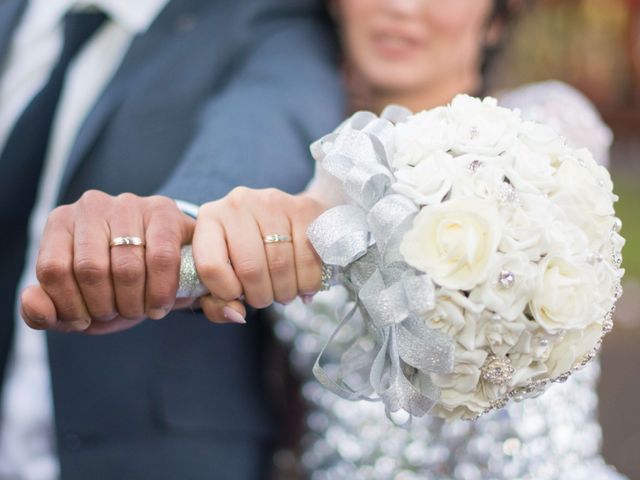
[307,106,455,420]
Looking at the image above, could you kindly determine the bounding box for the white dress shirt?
[0,1,169,478]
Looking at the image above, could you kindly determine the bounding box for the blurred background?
[490,0,640,477]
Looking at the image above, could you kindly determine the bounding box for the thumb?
[20,285,58,330]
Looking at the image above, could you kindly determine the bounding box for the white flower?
[517,121,567,157]
[550,152,616,243]
[392,107,454,168]
[458,310,528,357]
[545,323,602,378]
[431,347,487,396]
[424,289,484,337]
[469,252,536,321]
[392,151,457,205]
[529,255,603,333]
[448,95,520,156]
[502,143,559,194]
[401,198,502,290]
[430,388,491,421]
[448,155,508,201]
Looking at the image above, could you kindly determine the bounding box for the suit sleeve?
[157,10,346,205]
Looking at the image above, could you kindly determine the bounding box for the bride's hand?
[193,187,326,324]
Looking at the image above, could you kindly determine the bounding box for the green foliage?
[612,174,640,279]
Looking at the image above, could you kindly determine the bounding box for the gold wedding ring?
[263,234,292,244]
[110,236,145,247]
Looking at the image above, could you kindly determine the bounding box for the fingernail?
[223,306,246,324]
[301,294,315,305]
[148,306,171,320]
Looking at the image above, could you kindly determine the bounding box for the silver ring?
[263,234,292,244]
[110,236,145,247]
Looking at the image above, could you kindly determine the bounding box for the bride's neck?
[368,73,482,114]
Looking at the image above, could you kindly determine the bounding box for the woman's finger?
[193,202,243,302]
[200,295,246,324]
[253,195,298,305]
[291,195,325,296]
[224,189,274,309]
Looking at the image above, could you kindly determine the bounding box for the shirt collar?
[27,0,170,35]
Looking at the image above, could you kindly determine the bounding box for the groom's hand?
[21,190,195,334]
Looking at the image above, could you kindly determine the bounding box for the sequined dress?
[275,82,627,480]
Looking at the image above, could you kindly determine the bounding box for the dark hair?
[481,0,522,82]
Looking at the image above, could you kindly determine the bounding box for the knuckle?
[80,189,107,204]
[234,259,265,283]
[73,257,109,286]
[116,192,140,204]
[147,245,178,272]
[268,254,292,276]
[196,261,226,285]
[227,186,251,207]
[48,204,72,222]
[111,257,144,284]
[37,258,69,286]
[148,195,177,212]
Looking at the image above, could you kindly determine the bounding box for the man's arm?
[21,5,345,333]
[159,11,345,205]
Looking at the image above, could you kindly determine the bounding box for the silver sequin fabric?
[275,289,627,480]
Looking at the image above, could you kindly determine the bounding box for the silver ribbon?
[307,108,455,419]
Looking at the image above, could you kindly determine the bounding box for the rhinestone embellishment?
[468,159,483,172]
[497,270,515,289]
[469,126,480,139]
[497,182,517,203]
[481,355,515,385]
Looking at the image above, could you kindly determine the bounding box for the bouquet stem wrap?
[306,108,455,419]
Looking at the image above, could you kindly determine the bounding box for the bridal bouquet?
[306,95,624,421]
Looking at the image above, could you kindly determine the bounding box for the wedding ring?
[110,236,145,247]
[263,234,292,244]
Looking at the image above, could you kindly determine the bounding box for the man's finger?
[20,285,57,330]
[74,198,115,321]
[144,197,193,320]
[36,206,91,331]
[109,193,147,320]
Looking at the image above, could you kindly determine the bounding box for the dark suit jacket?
[0,0,344,478]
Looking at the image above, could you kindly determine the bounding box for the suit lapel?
[0,0,26,71]
[57,0,205,199]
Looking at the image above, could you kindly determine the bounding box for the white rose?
[529,255,604,333]
[458,310,527,357]
[469,252,536,321]
[401,198,502,290]
[392,151,458,205]
[430,388,491,421]
[423,288,483,337]
[392,107,454,168]
[448,95,520,156]
[448,155,508,201]
[550,153,616,242]
[431,346,487,395]
[545,323,602,378]
[502,143,559,194]
[517,121,567,157]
